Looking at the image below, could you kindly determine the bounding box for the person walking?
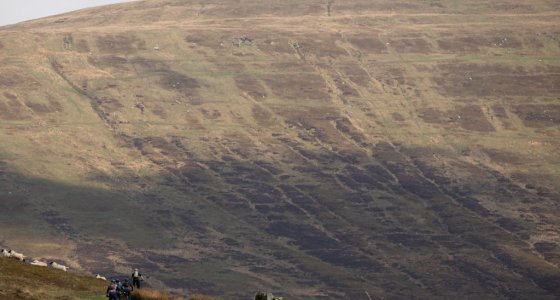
[131,268,143,289]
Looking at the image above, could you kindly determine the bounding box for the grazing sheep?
[30,259,48,267]
[95,274,107,280]
[48,261,69,272]
[1,249,10,258]
[8,250,25,261]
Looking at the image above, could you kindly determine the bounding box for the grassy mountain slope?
[0,258,106,300]
[0,0,559,298]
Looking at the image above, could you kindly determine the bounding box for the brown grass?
[131,289,214,300]
[188,295,215,300]
[131,289,184,300]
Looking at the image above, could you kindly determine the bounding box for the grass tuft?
[131,289,180,300]
[188,294,216,300]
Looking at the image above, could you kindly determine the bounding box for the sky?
[0,0,137,26]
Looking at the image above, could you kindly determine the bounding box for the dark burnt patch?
[200,108,221,120]
[336,174,360,190]
[132,136,190,161]
[373,142,406,163]
[491,248,560,296]
[512,104,560,128]
[444,259,513,297]
[158,70,201,99]
[142,252,190,266]
[252,105,275,126]
[417,107,447,124]
[389,38,432,53]
[263,73,329,101]
[24,97,63,114]
[387,233,436,249]
[235,75,267,100]
[309,248,383,270]
[456,197,491,216]
[332,73,360,97]
[481,147,524,165]
[95,97,123,113]
[266,222,339,250]
[412,158,451,186]
[166,277,219,294]
[392,112,405,122]
[0,68,40,89]
[41,210,75,236]
[396,172,442,200]
[335,117,367,145]
[24,101,51,113]
[76,39,90,53]
[3,92,17,101]
[88,55,130,71]
[417,105,494,132]
[130,57,169,70]
[279,185,320,214]
[364,164,395,184]
[534,242,560,264]
[339,63,372,89]
[151,105,167,119]
[437,36,488,52]
[490,36,522,49]
[491,105,508,118]
[434,63,560,97]
[344,165,384,189]
[496,217,527,233]
[456,105,495,132]
[254,160,282,175]
[76,241,121,272]
[296,34,348,58]
[347,36,387,53]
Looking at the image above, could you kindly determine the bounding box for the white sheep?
[48,261,69,272]
[8,250,25,261]
[30,259,48,267]
[95,274,107,280]
[1,249,10,258]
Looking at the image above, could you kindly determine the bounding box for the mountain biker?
[106,280,119,300]
[121,279,133,300]
[116,279,123,299]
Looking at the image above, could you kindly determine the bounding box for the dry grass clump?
[188,294,215,300]
[131,289,215,300]
[131,289,184,300]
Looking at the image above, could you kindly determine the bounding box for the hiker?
[121,279,133,300]
[106,280,119,300]
[131,268,143,289]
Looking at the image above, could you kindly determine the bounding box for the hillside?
[0,258,106,299]
[0,0,559,299]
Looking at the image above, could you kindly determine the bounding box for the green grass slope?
[0,258,107,300]
[0,0,559,299]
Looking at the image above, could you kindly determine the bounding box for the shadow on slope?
[1,141,560,299]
